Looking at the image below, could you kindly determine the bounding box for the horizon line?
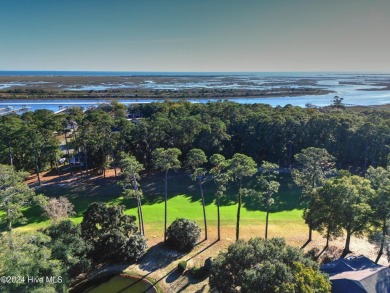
[1,70,390,74]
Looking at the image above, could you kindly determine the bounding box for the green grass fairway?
[1,172,306,241]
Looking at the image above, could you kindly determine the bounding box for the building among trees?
[321,255,390,293]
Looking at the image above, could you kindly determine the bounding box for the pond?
[85,274,158,293]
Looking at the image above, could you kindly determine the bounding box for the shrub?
[123,234,148,262]
[189,266,209,279]
[178,260,187,272]
[166,218,201,251]
[204,257,212,273]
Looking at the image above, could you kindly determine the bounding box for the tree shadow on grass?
[300,239,311,250]
[139,242,188,273]
[140,191,164,205]
[140,239,214,291]
[243,174,303,213]
[174,266,211,291]
[21,205,46,224]
[166,268,182,284]
[41,168,60,178]
[37,181,124,217]
[178,173,304,213]
[141,171,235,207]
[0,204,48,231]
[185,240,218,263]
[17,171,304,232]
[174,271,209,292]
[140,171,193,205]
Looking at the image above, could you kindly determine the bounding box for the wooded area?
[1,100,390,292]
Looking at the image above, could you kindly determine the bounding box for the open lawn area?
[4,171,305,242]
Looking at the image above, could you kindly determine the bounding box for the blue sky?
[1,0,389,71]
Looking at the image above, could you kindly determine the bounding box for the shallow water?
[1,90,390,112]
[1,72,390,110]
[85,275,157,293]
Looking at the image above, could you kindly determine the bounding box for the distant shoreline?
[0,92,334,101]
[0,74,332,100]
[1,73,390,108]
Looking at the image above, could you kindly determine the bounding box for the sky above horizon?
[1,0,389,72]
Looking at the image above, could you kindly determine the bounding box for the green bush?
[189,258,212,279]
[166,218,201,251]
[123,234,148,262]
[189,266,209,279]
[178,260,187,272]
[204,257,212,273]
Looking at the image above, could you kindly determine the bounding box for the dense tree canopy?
[0,231,65,293]
[209,237,331,293]
[292,147,335,242]
[311,175,375,256]
[1,203,146,290]
[43,220,92,281]
[81,202,146,262]
[2,101,390,174]
[0,164,35,230]
[366,166,390,262]
[1,100,390,290]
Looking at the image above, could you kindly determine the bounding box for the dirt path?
[26,167,119,186]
